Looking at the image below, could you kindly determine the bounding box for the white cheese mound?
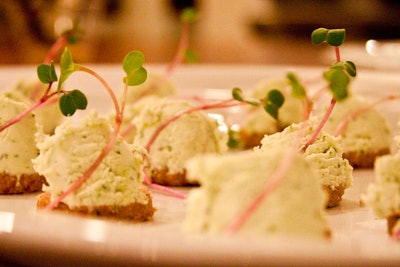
[132,97,228,174]
[33,111,149,208]
[257,120,353,191]
[4,80,63,134]
[184,149,329,237]
[323,94,391,155]
[241,78,305,135]
[0,95,38,175]
[363,153,400,218]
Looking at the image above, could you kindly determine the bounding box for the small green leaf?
[326,29,346,46]
[180,7,198,23]
[232,87,260,106]
[344,61,357,77]
[123,51,147,86]
[59,89,87,116]
[123,51,145,74]
[264,104,279,120]
[311,28,328,45]
[184,49,199,63]
[267,89,285,108]
[232,87,244,101]
[263,89,285,120]
[324,69,349,101]
[58,48,77,91]
[287,72,306,98]
[123,66,147,86]
[37,62,58,84]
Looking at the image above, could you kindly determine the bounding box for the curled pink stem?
[333,94,399,136]
[227,123,306,233]
[0,89,58,132]
[44,124,121,210]
[165,22,190,76]
[302,97,336,152]
[145,98,243,152]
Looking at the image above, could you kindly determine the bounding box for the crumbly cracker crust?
[0,173,47,194]
[323,184,346,208]
[151,168,198,186]
[344,147,390,168]
[238,131,264,149]
[387,214,400,235]
[36,188,156,221]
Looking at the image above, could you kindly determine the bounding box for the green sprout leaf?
[231,87,260,106]
[324,68,349,101]
[264,89,285,120]
[311,28,345,46]
[287,72,306,98]
[184,48,199,63]
[122,51,147,86]
[58,48,77,91]
[311,28,328,45]
[344,61,356,77]
[59,89,88,116]
[326,29,346,46]
[180,7,198,23]
[37,62,58,84]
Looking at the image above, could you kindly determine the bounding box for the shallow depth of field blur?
[1,0,400,66]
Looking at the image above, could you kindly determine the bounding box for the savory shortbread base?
[387,214,400,235]
[323,184,345,208]
[344,148,390,169]
[151,168,198,186]
[0,173,46,194]
[37,189,156,221]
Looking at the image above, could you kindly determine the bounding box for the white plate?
[0,64,400,267]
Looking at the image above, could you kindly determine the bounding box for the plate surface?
[0,64,399,267]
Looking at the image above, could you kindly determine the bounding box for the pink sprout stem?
[31,34,69,100]
[165,21,190,76]
[45,67,123,210]
[227,124,306,234]
[143,171,186,199]
[76,65,122,121]
[145,98,243,152]
[44,123,121,211]
[392,228,400,241]
[0,87,58,132]
[302,97,336,152]
[333,94,399,136]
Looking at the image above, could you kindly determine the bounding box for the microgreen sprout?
[228,27,355,234]
[302,28,356,151]
[232,87,285,120]
[165,7,199,76]
[0,28,81,132]
[44,49,149,210]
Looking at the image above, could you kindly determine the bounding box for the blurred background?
[1,0,400,66]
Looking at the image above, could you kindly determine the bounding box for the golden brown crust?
[344,147,390,168]
[150,168,198,186]
[387,214,400,235]
[238,130,265,149]
[323,184,346,208]
[0,172,47,194]
[36,189,156,221]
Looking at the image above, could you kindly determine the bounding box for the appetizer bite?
[322,94,391,168]
[0,95,46,194]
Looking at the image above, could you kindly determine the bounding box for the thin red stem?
[334,95,399,136]
[145,98,242,152]
[0,86,58,132]
[76,65,122,121]
[44,123,121,210]
[165,22,190,76]
[302,98,336,152]
[227,122,307,233]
